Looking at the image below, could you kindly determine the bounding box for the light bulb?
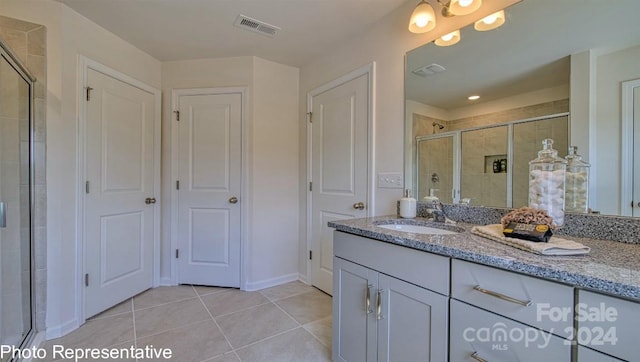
[483,13,498,24]
[474,10,505,31]
[415,15,429,28]
[409,1,436,33]
[449,0,481,16]
[434,30,460,46]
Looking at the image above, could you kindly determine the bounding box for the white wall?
[161,57,300,289]
[593,44,640,215]
[249,57,300,288]
[0,0,162,339]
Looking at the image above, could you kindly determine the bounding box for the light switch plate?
[377,172,403,189]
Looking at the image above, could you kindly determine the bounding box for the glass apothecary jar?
[528,139,567,226]
[565,146,590,213]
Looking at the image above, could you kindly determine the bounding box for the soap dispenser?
[423,188,440,211]
[528,138,567,226]
[399,189,417,219]
[565,146,590,213]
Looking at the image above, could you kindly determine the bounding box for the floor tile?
[303,316,332,349]
[200,289,269,317]
[275,289,332,324]
[133,285,197,310]
[136,320,231,361]
[192,285,230,297]
[216,303,298,349]
[206,351,240,361]
[235,327,331,362]
[259,281,315,301]
[88,299,132,320]
[44,313,134,350]
[38,283,332,361]
[52,340,137,361]
[134,298,210,338]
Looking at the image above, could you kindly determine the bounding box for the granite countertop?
[329,216,640,301]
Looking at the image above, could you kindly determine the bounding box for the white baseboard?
[45,318,79,340]
[159,277,177,286]
[297,273,310,285]
[244,273,300,292]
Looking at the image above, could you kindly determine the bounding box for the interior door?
[310,73,369,295]
[84,68,156,318]
[175,90,242,287]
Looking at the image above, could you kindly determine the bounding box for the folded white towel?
[471,224,590,256]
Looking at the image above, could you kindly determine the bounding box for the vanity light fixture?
[409,0,437,33]
[437,0,482,17]
[474,10,505,31]
[468,95,480,100]
[434,30,461,46]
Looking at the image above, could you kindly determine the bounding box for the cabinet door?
[333,257,378,362]
[377,274,448,362]
[578,290,639,361]
[450,300,571,361]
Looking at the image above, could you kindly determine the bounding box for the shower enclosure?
[0,40,36,359]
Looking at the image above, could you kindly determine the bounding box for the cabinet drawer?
[450,300,571,361]
[577,290,640,361]
[334,231,449,295]
[452,259,573,337]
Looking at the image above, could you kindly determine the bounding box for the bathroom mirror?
[405,0,640,216]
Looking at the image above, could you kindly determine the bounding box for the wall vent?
[234,14,280,37]
[412,63,446,77]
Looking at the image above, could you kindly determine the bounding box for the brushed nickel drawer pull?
[473,285,532,307]
[365,284,373,314]
[376,289,384,320]
[471,351,489,362]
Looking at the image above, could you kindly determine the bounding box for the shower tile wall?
[413,113,447,137]
[512,117,569,208]
[461,126,508,207]
[448,99,569,131]
[417,137,453,202]
[0,15,47,332]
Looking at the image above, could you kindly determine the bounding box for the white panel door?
[311,73,369,295]
[85,68,156,318]
[176,91,241,287]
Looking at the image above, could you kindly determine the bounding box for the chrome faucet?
[431,200,456,225]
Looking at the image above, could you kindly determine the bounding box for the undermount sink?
[376,223,461,235]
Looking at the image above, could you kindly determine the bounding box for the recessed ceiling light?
[468,95,480,100]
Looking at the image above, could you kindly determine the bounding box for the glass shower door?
[0,51,33,358]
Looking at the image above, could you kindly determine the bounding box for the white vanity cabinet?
[332,231,449,362]
[576,290,640,361]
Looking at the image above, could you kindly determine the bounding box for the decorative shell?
[501,207,556,230]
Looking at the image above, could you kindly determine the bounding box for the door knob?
[229,196,239,204]
[353,202,365,210]
[145,197,156,204]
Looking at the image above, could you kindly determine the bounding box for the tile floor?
[41,281,332,361]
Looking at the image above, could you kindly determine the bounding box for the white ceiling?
[57,0,408,67]
[405,0,640,110]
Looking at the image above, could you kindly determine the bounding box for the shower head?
[432,122,445,130]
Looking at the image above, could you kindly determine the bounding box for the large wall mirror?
[405,0,640,216]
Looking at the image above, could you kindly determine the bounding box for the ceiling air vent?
[412,63,446,77]
[234,15,280,38]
